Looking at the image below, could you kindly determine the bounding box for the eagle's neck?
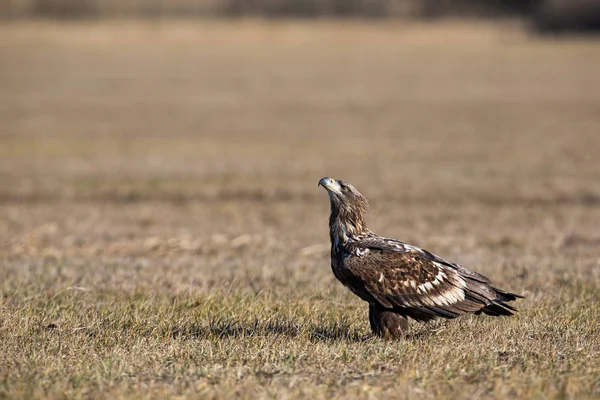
[328,205,367,255]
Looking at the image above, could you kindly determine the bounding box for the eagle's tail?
[477,287,524,317]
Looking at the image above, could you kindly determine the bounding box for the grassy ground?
[1,20,599,399]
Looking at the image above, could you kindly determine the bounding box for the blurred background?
[1,1,600,287]
[2,0,600,32]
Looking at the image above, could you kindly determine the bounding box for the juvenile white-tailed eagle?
[318,177,522,339]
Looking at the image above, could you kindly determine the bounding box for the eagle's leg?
[368,304,408,339]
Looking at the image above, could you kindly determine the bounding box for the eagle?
[318,177,523,339]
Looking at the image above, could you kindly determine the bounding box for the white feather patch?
[354,248,370,257]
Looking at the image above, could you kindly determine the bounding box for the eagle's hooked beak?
[318,177,342,195]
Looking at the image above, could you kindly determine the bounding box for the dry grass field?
[1,20,599,399]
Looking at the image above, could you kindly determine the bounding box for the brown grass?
[1,20,599,399]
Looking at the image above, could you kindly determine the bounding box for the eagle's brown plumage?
[318,177,523,339]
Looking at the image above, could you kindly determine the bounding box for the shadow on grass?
[171,317,366,343]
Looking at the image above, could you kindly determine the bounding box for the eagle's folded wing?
[361,236,495,283]
[343,241,520,320]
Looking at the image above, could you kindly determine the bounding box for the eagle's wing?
[344,237,521,321]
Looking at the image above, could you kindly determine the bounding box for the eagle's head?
[318,177,369,241]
